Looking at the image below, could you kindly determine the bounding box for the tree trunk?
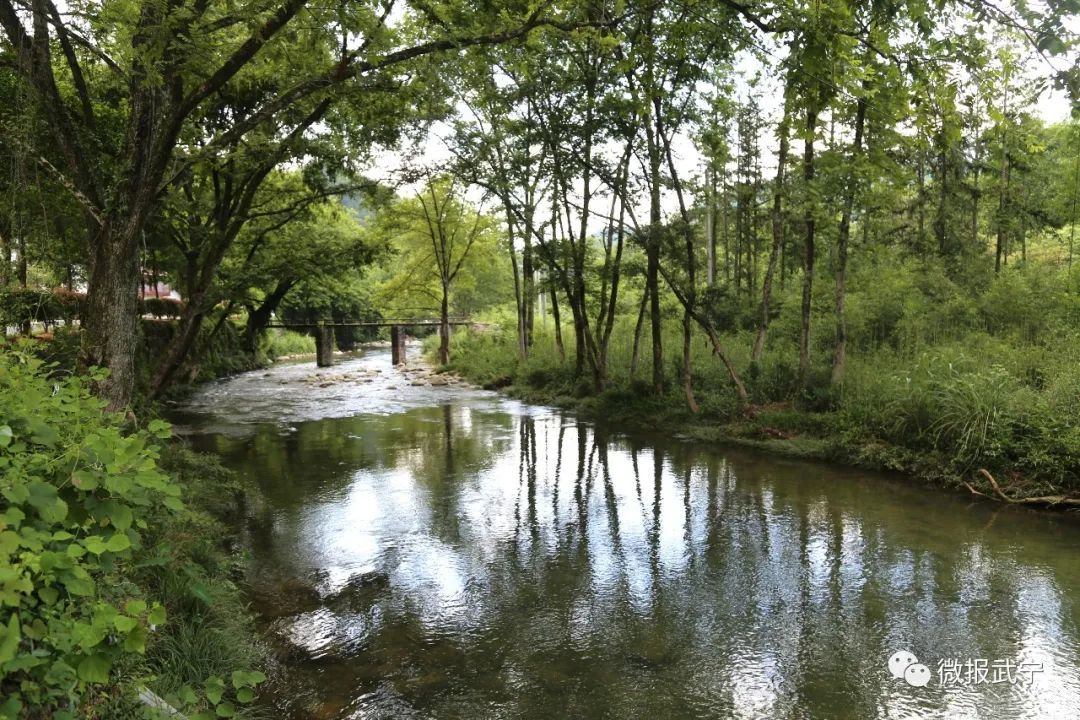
[243,278,295,352]
[995,67,1011,274]
[646,127,664,395]
[798,104,818,386]
[17,232,29,334]
[705,165,715,286]
[0,224,10,288]
[150,307,207,397]
[630,287,648,381]
[753,113,789,365]
[832,96,866,387]
[439,284,450,365]
[550,284,565,362]
[935,127,948,255]
[682,308,698,412]
[81,223,142,410]
[523,223,535,349]
[505,208,527,360]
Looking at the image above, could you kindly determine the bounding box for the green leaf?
[70,470,99,491]
[0,531,19,555]
[0,425,12,448]
[231,670,267,688]
[83,536,107,555]
[109,504,133,531]
[178,685,199,705]
[124,600,147,616]
[76,653,112,684]
[0,612,21,664]
[0,695,22,720]
[236,688,255,703]
[1037,34,1067,55]
[148,603,166,627]
[29,422,59,448]
[38,587,59,606]
[204,676,225,705]
[123,624,147,653]
[105,533,131,553]
[113,615,137,633]
[27,480,67,523]
[147,419,172,439]
[60,573,94,596]
[215,702,236,717]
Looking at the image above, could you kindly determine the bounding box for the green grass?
[263,328,316,358]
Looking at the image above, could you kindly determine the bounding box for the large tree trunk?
[832,96,866,387]
[243,278,296,351]
[81,222,143,411]
[150,306,207,397]
[753,113,789,365]
[798,104,818,386]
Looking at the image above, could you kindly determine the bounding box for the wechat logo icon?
[889,650,931,687]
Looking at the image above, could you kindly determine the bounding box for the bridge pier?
[390,325,406,366]
[315,324,335,367]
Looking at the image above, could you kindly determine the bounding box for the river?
[171,346,1080,719]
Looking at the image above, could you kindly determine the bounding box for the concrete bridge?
[265,320,480,366]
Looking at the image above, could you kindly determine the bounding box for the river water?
[172,346,1080,719]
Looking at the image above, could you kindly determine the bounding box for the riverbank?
[477,381,965,491]
[435,327,1080,510]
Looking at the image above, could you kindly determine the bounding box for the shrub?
[0,349,265,719]
[140,297,184,319]
[0,349,179,717]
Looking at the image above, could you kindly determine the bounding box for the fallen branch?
[968,468,1080,507]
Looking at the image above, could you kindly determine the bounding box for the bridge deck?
[266,320,474,328]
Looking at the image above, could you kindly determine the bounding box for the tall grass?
[264,328,316,357]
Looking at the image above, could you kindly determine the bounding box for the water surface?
[174,347,1080,719]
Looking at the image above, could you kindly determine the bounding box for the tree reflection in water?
[190,404,1080,720]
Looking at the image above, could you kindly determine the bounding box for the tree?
[0,0,597,408]
[371,177,500,364]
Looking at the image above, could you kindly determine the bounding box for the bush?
[0,349,265,719]
[0,288,80,330]
[0,349,178,717]
[140,297,184,319]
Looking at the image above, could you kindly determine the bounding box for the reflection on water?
[180,351,1080,719]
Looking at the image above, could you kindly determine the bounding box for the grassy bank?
[436,260,1080,506]
[0,347,269,719]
